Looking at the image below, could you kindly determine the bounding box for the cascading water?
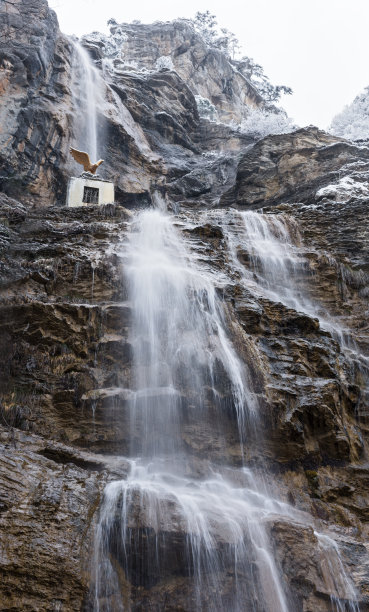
[125,207,254,457]
[92,203,291,611]
[225,210,332,325]
[224,209,368,410]
[70,40,157,172]
[91,202,360,611]
[233,211,364,346]
[317,534,360,612]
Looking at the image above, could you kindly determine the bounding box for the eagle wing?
[69,148,91,171]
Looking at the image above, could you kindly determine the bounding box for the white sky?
[52,0,369,128]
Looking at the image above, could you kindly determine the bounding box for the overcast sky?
[52,0,369,128]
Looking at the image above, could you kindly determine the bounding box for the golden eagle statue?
[69,148,104,174]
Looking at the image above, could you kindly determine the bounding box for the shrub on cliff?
[239,107,296,138]
[329,87,369,140]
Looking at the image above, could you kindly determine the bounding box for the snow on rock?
[83,19,263,124]
[315,175,369,202]
[155,55,175,71]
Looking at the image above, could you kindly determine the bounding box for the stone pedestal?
[66,175,114,207]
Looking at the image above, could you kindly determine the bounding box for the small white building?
[66,175,114,207]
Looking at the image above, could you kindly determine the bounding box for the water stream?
[241,211,348,332]
[91,203,360,611]
[71,40,105,163]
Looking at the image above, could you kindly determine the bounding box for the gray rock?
[220,126,369,208]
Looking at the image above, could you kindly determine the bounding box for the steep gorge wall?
[0,0,162,206]
[0,0,73,204]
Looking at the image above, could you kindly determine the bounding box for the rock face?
[0,1,258,208]
[1,1,369,611]
[0,0,72,204]
[0,427,106,611]
[84,19,262,123]
[0,0,160,206]
[221,126,369,208]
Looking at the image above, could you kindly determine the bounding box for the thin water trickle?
[317,533,360,612]
[91,263,95,301]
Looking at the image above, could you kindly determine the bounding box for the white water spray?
[126,207,254,458]
[317,533,360,612]
[232,210,326,319]
[94,462,296,612]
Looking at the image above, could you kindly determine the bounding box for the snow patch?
[315,175,369,201]
[155,55,174,71]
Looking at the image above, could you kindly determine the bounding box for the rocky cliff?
[1,1,369,611]
[0,0,259,208]
[83,19,263,123]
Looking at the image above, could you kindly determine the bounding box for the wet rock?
[185,222,224,239]
[169,167,214,197]
[271,520,369,611]
[0,164,369,609]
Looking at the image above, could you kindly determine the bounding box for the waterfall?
[69,40,158,175]
[94,465,295,612]
[70,40,105,163]
[92,202,290,611]
[125,207,254,457]
[226,210,328,323]
[91,202,360,611]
